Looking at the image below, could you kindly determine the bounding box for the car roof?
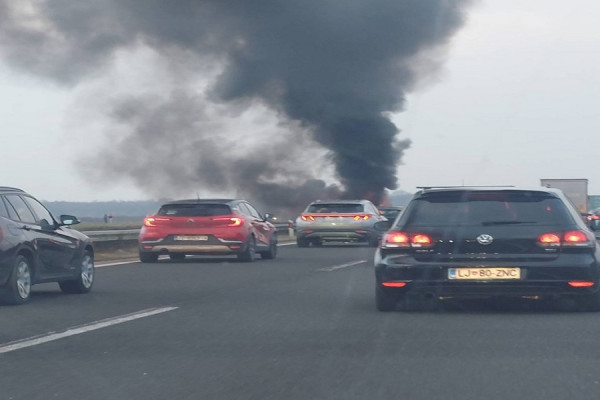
[161,199,238,205]
[0,186,25,193]
[415,186,563,196]
[309,199,371,204]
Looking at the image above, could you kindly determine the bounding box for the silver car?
[295,199,388,247]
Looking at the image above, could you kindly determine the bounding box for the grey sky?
[1,0,599,202]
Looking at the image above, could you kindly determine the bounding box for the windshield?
[157,204,232,217]
[404,191,573,226]
[307,203,364,213]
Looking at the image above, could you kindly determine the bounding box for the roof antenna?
[197,192,200,200]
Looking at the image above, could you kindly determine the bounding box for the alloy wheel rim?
[80,254,94,288]
[16,260,31,299]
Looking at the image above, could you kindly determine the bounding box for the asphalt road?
[2,244,600,400]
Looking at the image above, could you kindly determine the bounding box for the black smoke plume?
[0,0,472,215]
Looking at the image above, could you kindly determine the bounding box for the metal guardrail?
[83,224,293,242]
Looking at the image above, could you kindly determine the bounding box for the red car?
[138,199,277,262]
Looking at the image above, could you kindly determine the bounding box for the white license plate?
[174,235,208,241]
[448,267,521,280]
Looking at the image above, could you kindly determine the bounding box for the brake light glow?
[384,232,410,247]
[382,282,407,287]
[412,234,432,246]
[563,230,588,243]
[301,214,316,221]
[353,214,371,221]
[383,231,433,248]
[538,233,561,245]
[213,217,244,227]
[568,281,595,287]
[538,231,591,247]
[144,217,157,227]
[143,216,171,227]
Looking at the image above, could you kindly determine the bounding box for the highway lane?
[2,244,600,399]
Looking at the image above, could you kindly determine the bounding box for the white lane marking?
[97,260,139,268]
[0,307,178,354]
[317,260,368,272]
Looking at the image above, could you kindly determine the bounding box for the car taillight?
[383,231,433,248]
[538,233,561,246]
[213,217,244,227]
[353,214,371,221]
[301,214,316,221]
[144,217,157,227]
[384,232,409,247]
[411,234,432,247]
[563,230,591,246]
[538,230,591,247]
[143,216,170,227]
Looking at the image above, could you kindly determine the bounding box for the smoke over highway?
[0,0,472,213]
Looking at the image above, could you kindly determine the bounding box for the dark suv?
[0,187,94,305]
[374,187,600,311]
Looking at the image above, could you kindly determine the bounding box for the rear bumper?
[139,236,247,255]
[375,253,600,298]
[297,229,376,243]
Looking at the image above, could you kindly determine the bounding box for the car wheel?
[139,251,158,263]
[369,235,380,247]
[260,237,278,260]
[59,250,94,294]
[296,237,309,248]
[0,254,32,305]
[579,291,600,312]
[375,283,398,312]
[238,236,256,262]
[169,253,186,262]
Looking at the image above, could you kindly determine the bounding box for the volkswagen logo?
[476,234,494,245]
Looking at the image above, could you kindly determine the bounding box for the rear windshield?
[402,191,574,226]
[157,204,231,217]
[307,203,364,213]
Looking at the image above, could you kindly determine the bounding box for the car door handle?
[21,225,31,231]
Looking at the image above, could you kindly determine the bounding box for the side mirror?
[60,214,81,226]
[264,213,277,222]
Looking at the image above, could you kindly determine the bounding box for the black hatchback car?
[374,186,600,311]
[0,187,94,305]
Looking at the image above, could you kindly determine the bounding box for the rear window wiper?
[480,220,536,226]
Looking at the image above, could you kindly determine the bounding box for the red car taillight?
[382,231,433,248]
[301,214,316,221]
[353,214,371,221]
[212,217,244,227]
[143,216,171,227]
[538,230,592,247]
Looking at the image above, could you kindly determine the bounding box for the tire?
[139,251,158,263]
[296,237,309,248]
[579,291,600,312]
[169,253,186,262]
[0,254,32,305]
[238,236,256,262]
[376,283,398,312]
[260,237,278,260]
[59,250,94,294]
[369,235,380,247]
